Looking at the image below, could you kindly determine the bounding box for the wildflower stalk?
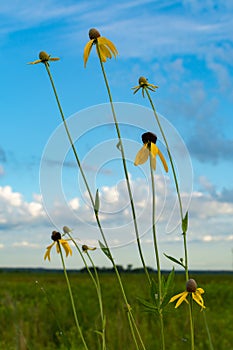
[57,241,89,350]
[202,311,214,350]
[127,313,140,350]
[42,60,145,350]
[144,88,183,220]
[43,62,95,208]
[189,298,195,350]
[146,85,213,350]
[66,233,106,350]
[149,151,165,350]
[144,86,195,348]
[96,42,151,285]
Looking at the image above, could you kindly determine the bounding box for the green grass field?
[0,270,232,350]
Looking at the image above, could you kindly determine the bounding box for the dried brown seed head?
[139,76,148,85]
[51,231,61,241]
[39,51,50,62]
[142,132,157,145]
[186,279,197,293]
[89,28,101,40]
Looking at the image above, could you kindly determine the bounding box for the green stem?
[96,42,151,285]
[86,251,106,350]
[144,87,194,349]
[44,62,94,208]
[58,241,89,350]
[127,313,140,350]
[149,151,165,350]
[67,233,106,350]
[183,232,189,282]
[202,311,214,350]
[43,61,145,349]
[188,297,195,350]
[145,88,183,221]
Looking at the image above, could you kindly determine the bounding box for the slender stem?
[58,241,89,350]
[149,151,165,350]
[149,152,162,297]
[202,311,214,350]
[44,62,94,208]
[188,297,195,350]
[67,233,106,350]
[144,88,195,349]
[127,313,140,350]
[145,88,183,221]
[183,232,189,282]
[43,61,145,349]
[86,251,106,350]
[96,42,151,285]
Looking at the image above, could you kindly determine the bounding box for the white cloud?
[0,186,46,228]
[1,1,233,66]
[69,197,80,210]
[37,174,233,248]
[12,241,40,248]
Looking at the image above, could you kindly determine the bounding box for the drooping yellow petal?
[49,57,60,62]
[100,37,118,57]
[56,242,61,254]
[192,291,205,309]
[157,148,168,172]
[28,59,42,65]
[197,287,205,294]
[134,145,149,166]
[150,143,159,157]
[175,291,189,308]
[83,39,94,67]
[96,45,107,62]
[61,240,72,257]
[44,242,55,261]
[132,86,141,94]
[99,44,112,61]
[149,152,156,170]
[169,291,186,303]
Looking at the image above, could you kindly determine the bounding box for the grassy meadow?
[0,269,232,350]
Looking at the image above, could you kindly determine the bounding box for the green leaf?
[98,241,113,262]
[164,268,175,294]
[137,297,158,313]
[94,189,100,214]
[161,269,175,308]
[182,211,188,233]
[164,253,185,268]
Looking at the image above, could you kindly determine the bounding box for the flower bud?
[82,245,88,252]
[186,279,197,293]
[63,226,72,234]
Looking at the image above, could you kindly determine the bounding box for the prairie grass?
[0,270,232,350]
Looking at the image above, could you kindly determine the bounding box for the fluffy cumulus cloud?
[35,174,233,247]
[0,186,46,229]
[0,174,232,267]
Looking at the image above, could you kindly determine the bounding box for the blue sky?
[0,0,233,270]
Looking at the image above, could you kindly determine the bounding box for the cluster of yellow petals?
[132,77,158,97]
[28,51,60,65]
[169,279,206,310]
[134,142,168,172]
[44,231,72,261]
[83,28,118,67]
